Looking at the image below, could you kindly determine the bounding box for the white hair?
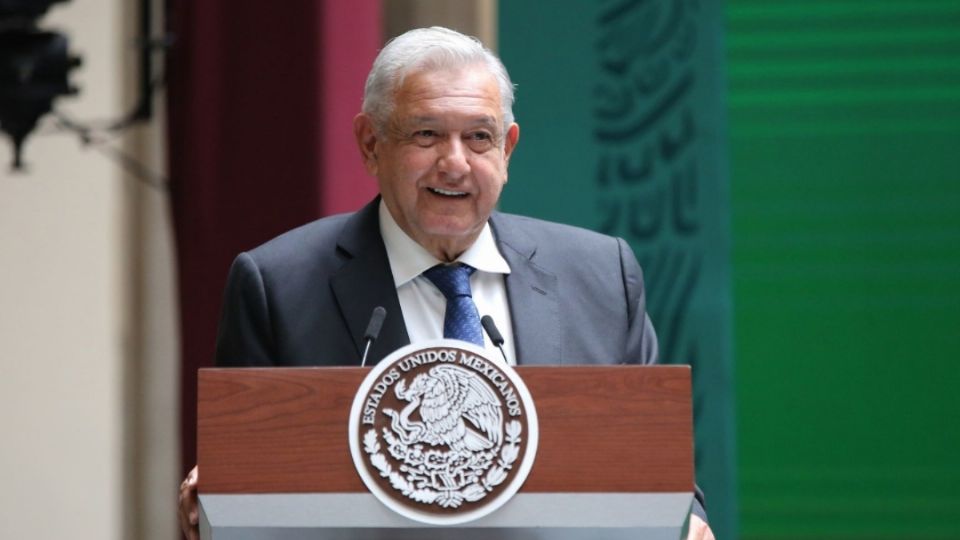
[362,26,516,135]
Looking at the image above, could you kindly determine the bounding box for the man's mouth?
[427,187,468,198]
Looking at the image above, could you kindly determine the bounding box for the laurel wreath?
[364,419,522,508]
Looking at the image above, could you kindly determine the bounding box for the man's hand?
[178,465,199,540]
[686,514,715,540]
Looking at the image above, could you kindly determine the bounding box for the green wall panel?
[500,0,960,537]
[500,2,737,538]
[729,1,960,538]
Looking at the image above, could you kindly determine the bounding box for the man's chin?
[418,217,485,238]
[415,223,485,259]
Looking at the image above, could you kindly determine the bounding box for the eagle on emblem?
[384,364,503,453]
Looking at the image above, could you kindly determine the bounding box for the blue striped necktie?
[422,263,484,346]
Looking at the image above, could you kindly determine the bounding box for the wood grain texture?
[198,366,692,494]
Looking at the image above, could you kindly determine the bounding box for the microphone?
[480,315,509,365]
[360,306,387,367]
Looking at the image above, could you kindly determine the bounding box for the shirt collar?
[378,200,511,287]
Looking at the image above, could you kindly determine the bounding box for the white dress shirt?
[378,201,516,365]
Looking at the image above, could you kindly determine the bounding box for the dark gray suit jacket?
[214,198,706,519]
[215,198,657,368]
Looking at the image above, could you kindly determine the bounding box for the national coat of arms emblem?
[348,340,539,525]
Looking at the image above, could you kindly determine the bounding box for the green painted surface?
[728,1,960,538]
[500,2,737,538]
[501,0,960,537]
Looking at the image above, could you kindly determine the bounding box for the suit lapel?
[330,199,410,364]
[490,213,562,365]
[330,206,560,366]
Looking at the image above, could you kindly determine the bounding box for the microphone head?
[480,315,505,346]
[364,306,387,340]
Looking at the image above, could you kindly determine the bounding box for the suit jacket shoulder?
[215,200,409,367]
[490,212,658,366]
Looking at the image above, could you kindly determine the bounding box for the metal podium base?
[199,492,692,540]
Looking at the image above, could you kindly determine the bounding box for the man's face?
[354,66,520,261]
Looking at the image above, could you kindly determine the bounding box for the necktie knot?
[422,263,483,346]
[423,263,476,299]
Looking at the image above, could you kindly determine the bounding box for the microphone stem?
[495,343,509,365]
[361,340,373,368]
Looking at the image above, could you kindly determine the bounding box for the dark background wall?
[167,0,380,474]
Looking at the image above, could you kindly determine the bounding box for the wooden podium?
[197,365,694,539]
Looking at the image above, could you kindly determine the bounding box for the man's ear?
[504,123,519,161]
[353,113,379,176]
[502,122,520,180]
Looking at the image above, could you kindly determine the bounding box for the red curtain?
[165,0,381,475]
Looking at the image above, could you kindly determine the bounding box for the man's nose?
[437,138,470,179]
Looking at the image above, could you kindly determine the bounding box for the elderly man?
[179,26,714,540]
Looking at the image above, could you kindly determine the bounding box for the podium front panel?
[198,365,694,539]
